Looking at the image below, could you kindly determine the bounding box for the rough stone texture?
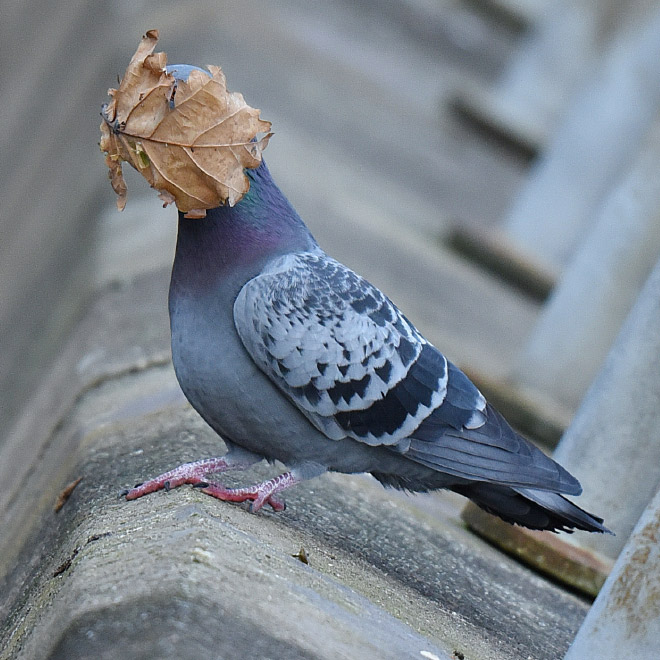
[0,270,172,542]
[0,1,114,439]
[551,254,660,561]
[564,486,660,659]
[462,503,613,598]
[0,272,591,660]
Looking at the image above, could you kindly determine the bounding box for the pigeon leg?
[196,471,302,512]
[123,448,261,500]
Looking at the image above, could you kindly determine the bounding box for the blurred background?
[0,0,527,446]
[3,0,660,459]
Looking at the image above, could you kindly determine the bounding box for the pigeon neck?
[171,161,317,292]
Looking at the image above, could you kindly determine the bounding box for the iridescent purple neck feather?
[170,160,317,294]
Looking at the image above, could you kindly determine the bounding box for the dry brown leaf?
[291,547,309,565]
[54,476,83,512]
[99,29,272,217]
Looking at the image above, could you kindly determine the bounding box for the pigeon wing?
[234,252,579,494]
[234,252,478,448]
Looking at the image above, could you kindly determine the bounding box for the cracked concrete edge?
[0,363,590,658]
[3,481,452,660]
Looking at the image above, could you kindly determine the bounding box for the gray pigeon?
[125,68,608,534]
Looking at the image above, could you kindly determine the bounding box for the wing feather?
[234,251,579,494]
[234,252,448,445]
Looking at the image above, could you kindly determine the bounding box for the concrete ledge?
[445,222,558,302]
[1,270,592,660]
[0,269,172,579]
[2,396,447,660]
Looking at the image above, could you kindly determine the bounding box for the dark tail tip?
[515,487,612,534]
[455,483,612,534]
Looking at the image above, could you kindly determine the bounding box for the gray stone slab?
[565,485,660,659]
[1,374,589,660]
[1,276,589,660]
[0,0,116,441]
[0,3,582,657]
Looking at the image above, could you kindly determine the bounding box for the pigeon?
[124,67,609,534]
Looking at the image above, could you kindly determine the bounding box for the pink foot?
[196,471,301,513]
[123,456,247,500]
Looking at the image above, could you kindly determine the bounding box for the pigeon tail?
[453,482,612,533]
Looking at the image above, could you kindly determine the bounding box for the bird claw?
[257,494,286,512]
[197,471,300,512]
[123,457,238,500]
[124,460,297,514]
[124,475,205,500]
[197,482,286,512]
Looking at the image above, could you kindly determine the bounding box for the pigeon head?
[164,64,315,285]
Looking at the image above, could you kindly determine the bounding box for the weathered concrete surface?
[502,3,660,271]
[0,274,591,660]
[0,0,115,441]
[463,503,613,597]
[0,270,172,546]
[514,110,660,409]
[565,485,660,659]
[551,253,660,560]
[1,393,590,660]
[453,0,652,153]
[1,390,448,660]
